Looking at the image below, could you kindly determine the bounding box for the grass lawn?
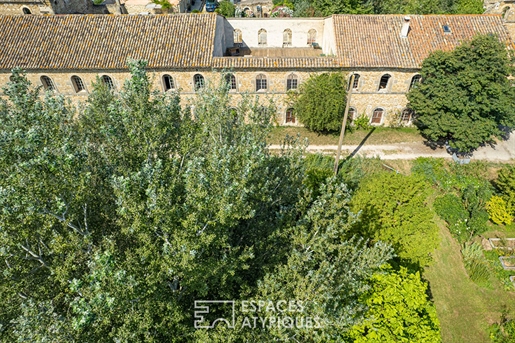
[267,126,423,145]
[424,222,515,343]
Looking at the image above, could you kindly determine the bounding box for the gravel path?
[269,135,515,162]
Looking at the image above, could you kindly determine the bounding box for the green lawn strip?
[424,222,515,343]
[267,126,423,145]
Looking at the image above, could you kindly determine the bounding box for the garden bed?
[499,256,515,270]
[489,238,515,251]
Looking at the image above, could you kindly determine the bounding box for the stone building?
[0,0,101,15]
[0,13,511,126]
[0,0,179,15]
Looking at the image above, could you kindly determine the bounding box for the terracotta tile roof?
[0,14,217,70]
[212,57,344,69]
[332,14,511,69]
[0,14,510,71]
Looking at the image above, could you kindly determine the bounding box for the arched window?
[22,7,31,14]
[348,107,356,120]
[286,108,295,123]
[102,75,115,90]
[255,74,267,91]
[503,6,510,18]
[378,74,391,91]
[283,29,292,47]
[194,74,205,91]
[286,73,298,90]
[40,75,56,91]
[225,73,237,90]
[258,29,267,46]
[348,74,360,90]
[307,29,317,45]
[371,108,384,124]
[401,108,414,122]
[71,75,86,93]
[234,29,242,44]
[409,74,421,90]
[162,74,174,91]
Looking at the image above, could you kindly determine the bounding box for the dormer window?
[443,25,451,33]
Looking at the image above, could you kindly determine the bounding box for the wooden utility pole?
[333,73,355,175]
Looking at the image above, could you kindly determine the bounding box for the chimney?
[400,16,411,38]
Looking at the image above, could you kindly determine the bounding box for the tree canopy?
[291,0,482,17]
[294,72,347,133]
[350,171,440,267]
[0,63,440,342]
[348,266,441,342]
[407,34,515,153]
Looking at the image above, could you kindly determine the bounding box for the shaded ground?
[424,223,515,343]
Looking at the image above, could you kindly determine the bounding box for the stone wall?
[0,0,114,14]
[0,3,46,15]
[0,68,420,126]
[226,18,326,50]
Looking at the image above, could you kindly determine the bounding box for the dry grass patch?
[267,126,423,146]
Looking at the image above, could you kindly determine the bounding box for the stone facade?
[0,14,511,127]
[0,68,422,126]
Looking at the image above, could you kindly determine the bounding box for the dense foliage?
[215,0,235,17]
[348,266,441,342]
[496,165,515,215]
[407,34,515,153]
[413,158,493,243]
[490,312,515,343]
[291,0,482,17]
[350,171,439,267]
[0,64,441,342]
[294,72,347,133]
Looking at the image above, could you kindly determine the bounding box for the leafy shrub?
[350,172,439,267]
[411,157,448,187]
[486,196,513,225]
[484,250,515,291]
[462,183,491,236]
[303,154,334,198]
[215,0,235,16]
[354,114,372,130]
[461,242,490,287]
[496,165,515,212]
[434,194,467,224]
[153,0,172,9]
[490,312,515,343]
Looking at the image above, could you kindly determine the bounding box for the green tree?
[350,171,439,267]
[348,266,441,342]
[311,0,371,15]
[250,179,394,342]
[0,62,307,342]
[0,63,405,342]
[407,34,515,153]
[294,72,348,133]
[215,0,235,16]
[496,165,515,207]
